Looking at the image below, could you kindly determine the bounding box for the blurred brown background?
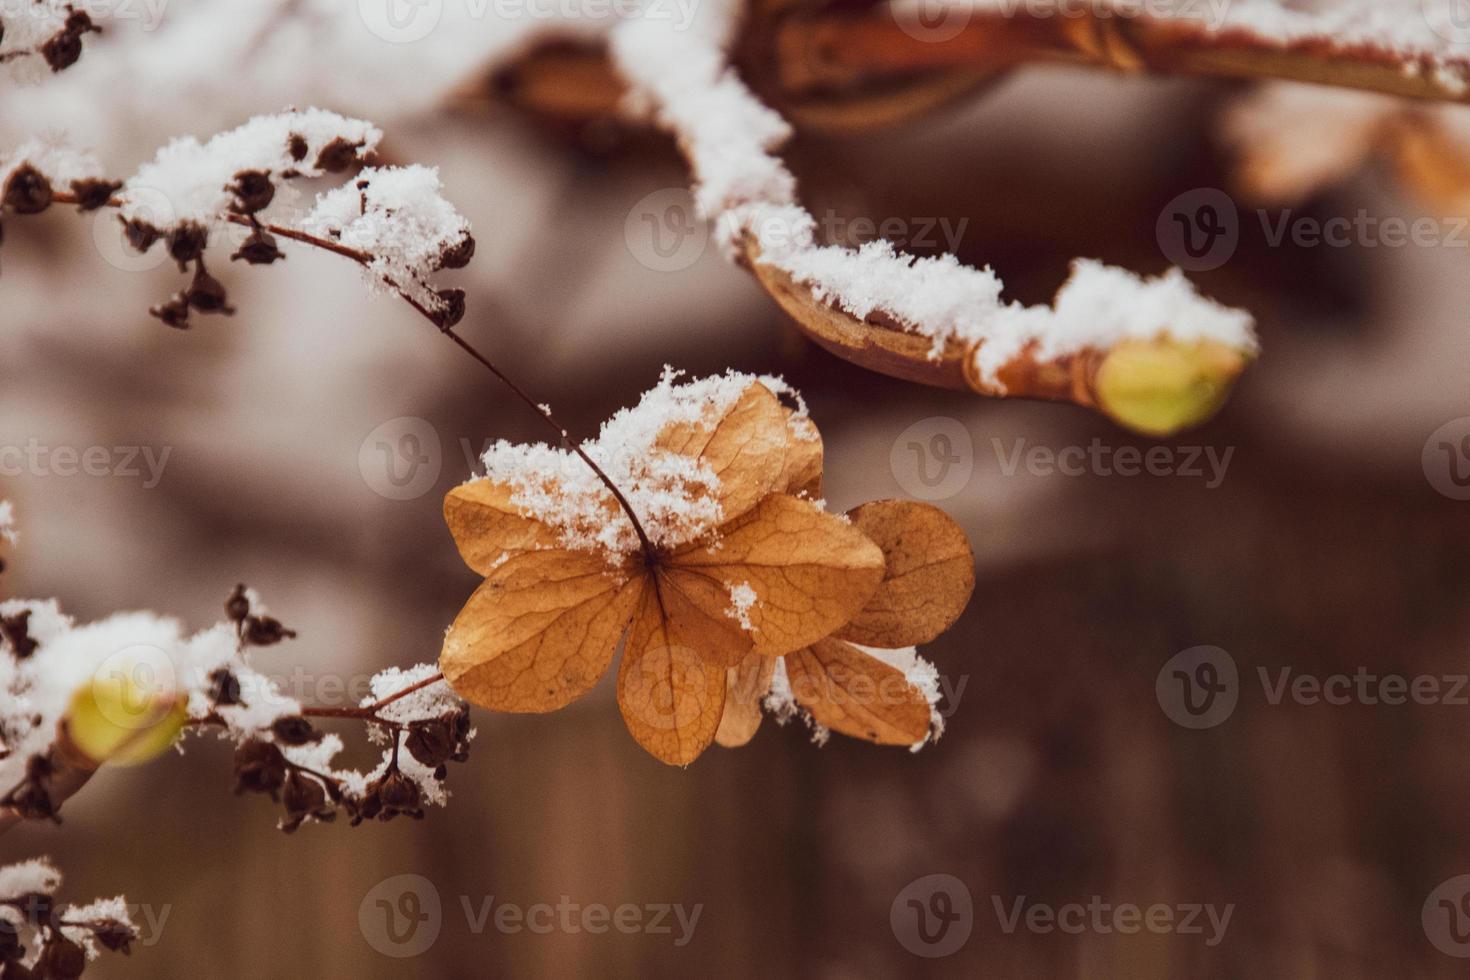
[4,59,1470,979]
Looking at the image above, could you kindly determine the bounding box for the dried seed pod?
[231,229,284,266]
[69,178,120,211]
[232,740,287,797]
[122,218,160,253]
[166,222,208,267]
[243,615,296,646]
[2,165,52,215]
[314,137,363,173]
[184,266,232,314]
[436,233,476,270]
[432,288,466,329]
[228,169,275,215]
[149,294,191,330]
[270,716,320,747]
[207,668,241,706]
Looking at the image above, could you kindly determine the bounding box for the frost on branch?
[0,3,99,83]
[0,857,138,976]
[606,0,1258,436]
[440,371,975,765]
[0,109,474,330]
[0,526,472,832]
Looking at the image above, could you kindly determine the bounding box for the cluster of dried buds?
[230,703,472,833]
[210,585,472,833]
[0,5,99,75]
[0,862,137,980]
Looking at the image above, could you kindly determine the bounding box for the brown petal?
[786,639,932,746]
[655,380,788,524]
[835,500,975,648]
[714,652,776,748]
[669,494,885,656]
[440,551,642,712]
[777,409,823,499]
[444,480,562,575]
[617,582,728,765]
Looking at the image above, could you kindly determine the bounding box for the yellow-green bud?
[66,647,187,766]
[1095,338,1249,438]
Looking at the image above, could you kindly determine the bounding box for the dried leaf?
[777,408,823,499]
[655,380,788,524]
[786,639,932,746]
[444,480,561,574]
[441,551,641,712]
[835,500,975,648]
[715,652,776,748]
[618,584,727,765]
[669,494,885,656]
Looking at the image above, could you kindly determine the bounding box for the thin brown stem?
[50,191,657,559]
[302,670,445,721]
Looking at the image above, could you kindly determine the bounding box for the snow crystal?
[302,164,471,312]
[119,109,381,228]
[480,368,807,557]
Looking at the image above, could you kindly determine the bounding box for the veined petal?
[444,479,562,575]
[669,494,885,656]
[440,551,642,712]
[835,500,975,648]
[785,639,933,746]
[617,581,728,766]
[655,380,788,526]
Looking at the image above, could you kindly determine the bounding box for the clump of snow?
[118,108,381,227]
[610,0,1257,388]
[480,368,807,557]
[302,164,471,313]
[0,500,15,544]
[363,662,461,726]
[0,137,104,190]
[60,895,137,959]
[0,857,62,899]
[726,582,757,631]
[859,644,946,751]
